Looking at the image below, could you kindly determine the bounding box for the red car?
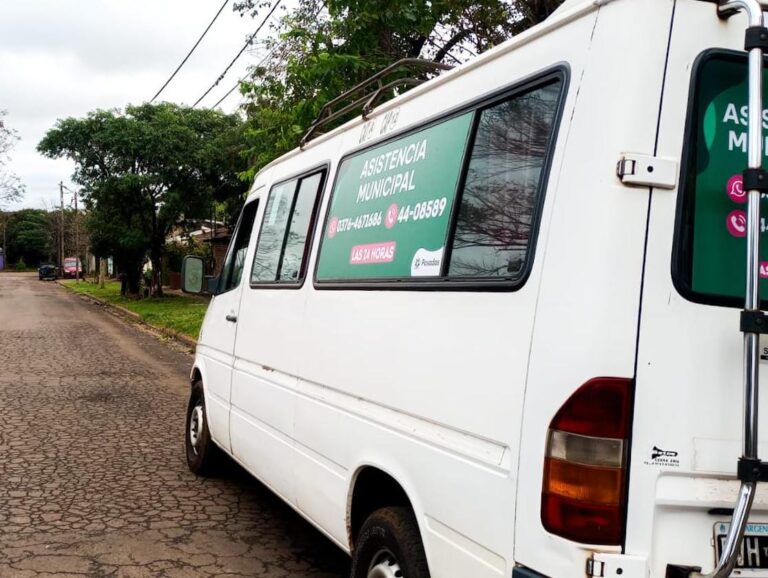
[62,257,82,279]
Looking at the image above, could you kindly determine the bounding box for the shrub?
[165,239,211,273]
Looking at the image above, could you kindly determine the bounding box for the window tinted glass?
[251,180,296,283]
[279,172,323,281]
[221,200,259,293]
[676,53,768,306]
[314,74,563,286]
[251,170,325,285]
[448,81,561,278]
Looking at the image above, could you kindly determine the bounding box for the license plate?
[715,523,768,571]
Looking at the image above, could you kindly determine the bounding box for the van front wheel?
[185,380,223,476]
[350,507,430,578]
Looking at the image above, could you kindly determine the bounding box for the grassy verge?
[62,280,208,340]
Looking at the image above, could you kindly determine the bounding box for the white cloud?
[0,0,281,209]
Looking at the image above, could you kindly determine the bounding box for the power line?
[193,0,283,108]
[150,0,230,103]
[211,47,276,109]
[212,81,242,109]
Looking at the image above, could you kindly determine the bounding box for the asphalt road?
[0,273,350,578]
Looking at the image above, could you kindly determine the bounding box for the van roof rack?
[300,58,453,148]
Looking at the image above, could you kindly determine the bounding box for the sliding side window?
[315,73,564,287]
[251,170,326,285]
[449,83,561,278]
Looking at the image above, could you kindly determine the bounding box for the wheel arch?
[189,359,208,390]
[346,463,426,554]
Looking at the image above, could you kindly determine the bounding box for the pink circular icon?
[385,203,398,229]
[327,216,339,239]
[727,174,747,204]
[726,210,747,238]
[761,262,768,279]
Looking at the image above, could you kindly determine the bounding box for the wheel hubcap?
[189,404,204,455]
[367,550,402,578]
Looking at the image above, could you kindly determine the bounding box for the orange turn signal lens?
[543,457,624,506]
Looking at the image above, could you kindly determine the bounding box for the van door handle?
[225,314,238,323]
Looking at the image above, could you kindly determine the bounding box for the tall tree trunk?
[150,207,164,298]
[118,257,142,297]
[99,257,106,289]
[126,265,141,296]
[150,242,163,298]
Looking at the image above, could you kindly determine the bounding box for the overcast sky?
[0,0,278,210]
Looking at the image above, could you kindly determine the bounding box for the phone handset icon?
[727,210,747,237]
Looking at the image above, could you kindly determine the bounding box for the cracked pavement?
[0,273,350,578]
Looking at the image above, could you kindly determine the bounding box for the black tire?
[350,507,430,578]
[185,380,224,476]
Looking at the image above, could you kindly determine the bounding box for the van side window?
[220,199,260,293]
[315,73,564,287]
[280,172,324,281]
[448,82,562,278]
[251,170,326,285]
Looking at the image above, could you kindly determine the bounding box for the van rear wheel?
[350,507,429,578]
[185,380,223,476]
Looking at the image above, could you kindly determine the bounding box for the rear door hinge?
[586,558,605,577]
[617,153,678,189]
[589,553,648,578]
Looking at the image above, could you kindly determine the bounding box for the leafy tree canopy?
[4,209,54,266]
[37,103,250,295]
[233,0,563,176]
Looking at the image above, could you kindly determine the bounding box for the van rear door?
[513,1,675,576]
[630,1,768,575]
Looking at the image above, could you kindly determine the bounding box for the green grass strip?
[62,281,208,340]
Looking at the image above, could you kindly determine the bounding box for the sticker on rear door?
[643,445,680,467]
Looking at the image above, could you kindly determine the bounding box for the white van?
[180,0,768,576]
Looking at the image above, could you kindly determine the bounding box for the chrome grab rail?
[693,1,765,576]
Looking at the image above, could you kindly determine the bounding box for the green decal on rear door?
[316,113,473,281]
[689,56,768,299]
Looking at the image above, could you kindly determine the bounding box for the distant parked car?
[62,257,82,279]
[38,263,57,281]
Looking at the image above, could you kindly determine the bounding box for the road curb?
[57,281,198,350]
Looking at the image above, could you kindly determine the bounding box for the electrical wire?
[193,0,282,108]
[211,46,276,109]
[210,0,326,110]
[150,0,230,103]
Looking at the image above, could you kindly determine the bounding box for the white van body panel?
[191,2,606,575]
[221,7,598,577]
[189,0,768,575]
[196,275,243,451]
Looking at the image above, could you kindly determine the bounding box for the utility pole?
[59,181,64,277]
[2,215,6,272]
[74,189,79,283]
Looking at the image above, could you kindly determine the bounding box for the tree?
[5,209,54,266]
[37,103,250,296]
[0,110,24,206]
[233,0,563,177]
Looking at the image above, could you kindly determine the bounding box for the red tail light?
[541,377,633,545]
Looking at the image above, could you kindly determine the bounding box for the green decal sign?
[316,113,473,280]
[690,56,768,299]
